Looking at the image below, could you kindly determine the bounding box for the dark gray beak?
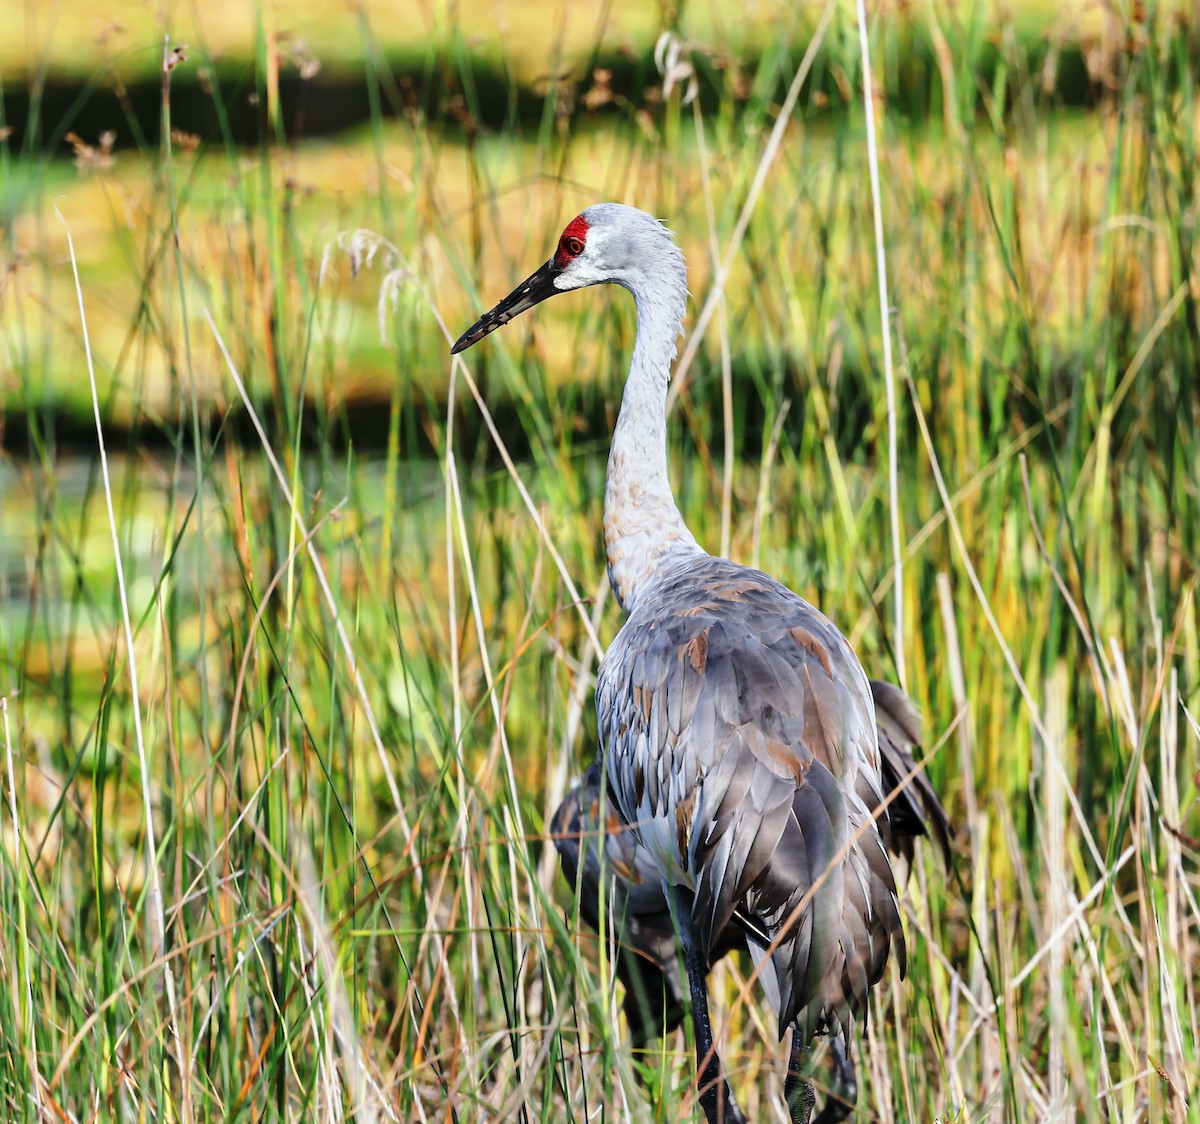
[451,258,562,354]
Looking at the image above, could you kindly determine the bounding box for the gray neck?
[604,270,704,613]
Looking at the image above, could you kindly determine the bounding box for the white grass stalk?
[856,0,905,690]
[870,398,1072,605]
[449,354,603,653]
[954,842,1136,1050]
[204,308,468,1065]
[1161,671,1192,1114]
[1044,665,1068,1113]
[443,354,478,1089]
[691,97,735,559]
[446,457,535,1039]
[666,0,836,409]
[935,574,978,836]
[904,369,1108,874]
[751,401,791,572]
[204,309,408,832]
[295,841,380,1124]
[3,696,44,1115]
[536,573,608,897]
[56,204,185,1102]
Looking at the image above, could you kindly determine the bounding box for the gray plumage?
[555,678,950,1039]
[597,556,901,1043]
[453,203,951,1124]
[555,680,950,1116]
[552,759,743,1046]
[871,679,953,876]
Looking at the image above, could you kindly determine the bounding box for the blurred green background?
[1,1,1198,1121]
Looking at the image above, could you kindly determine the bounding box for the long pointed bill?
[451,259,562,354]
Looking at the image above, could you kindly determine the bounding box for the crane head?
[450,213,592,354]
[450,204,680,354]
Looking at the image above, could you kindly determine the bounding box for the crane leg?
[784,1033,816,1124]
[812,1037,857,1123]
[671,892,745,1124]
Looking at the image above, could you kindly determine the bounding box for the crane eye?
[564,236,585,256]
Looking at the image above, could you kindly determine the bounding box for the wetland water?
[0,451,450,637]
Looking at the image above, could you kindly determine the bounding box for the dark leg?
[812,1036,858,1123]
[784,1032,816,1124]
[672,893,745,1124]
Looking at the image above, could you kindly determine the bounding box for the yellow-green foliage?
[1,2,1198,1121]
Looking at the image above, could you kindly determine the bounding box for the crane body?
[555,679,951,1120]
[453,204,945,1124]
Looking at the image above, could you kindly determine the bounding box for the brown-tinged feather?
[594,554,952,1046]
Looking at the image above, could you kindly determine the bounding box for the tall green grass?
[1,1,1197,1121]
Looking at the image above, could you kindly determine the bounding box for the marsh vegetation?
[1,1,1198,1119]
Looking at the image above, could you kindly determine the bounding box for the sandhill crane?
[553,679,951,1121]
[452,203,934,1123]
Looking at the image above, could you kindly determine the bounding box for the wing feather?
[598,555,911,1042]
